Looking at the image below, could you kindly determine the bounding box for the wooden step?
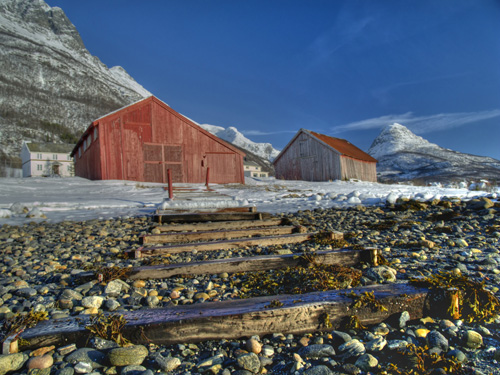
[133,232,343,258]
[78,248,379,281]
[154,211,272,224]
[19,283,432,350]
[155,218,286,233]
[142,225,306,244]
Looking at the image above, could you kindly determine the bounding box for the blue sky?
[46,0,500,160]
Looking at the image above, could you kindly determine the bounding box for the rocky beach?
[0,195,499,375]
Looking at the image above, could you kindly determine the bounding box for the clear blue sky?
[46,0,500,160]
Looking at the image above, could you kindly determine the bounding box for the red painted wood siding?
[73,97,245,184]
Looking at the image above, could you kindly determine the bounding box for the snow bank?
[0,177,496,225]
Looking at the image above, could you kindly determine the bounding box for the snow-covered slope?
[0,0,151,161]
[368,123,500,183]
[199,124,280,161]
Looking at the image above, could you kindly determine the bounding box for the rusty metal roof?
[309,131,377,163]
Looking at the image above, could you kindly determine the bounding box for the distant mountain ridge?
[0,0,151,171]
[368,123,500,183]
[0,0,277,176]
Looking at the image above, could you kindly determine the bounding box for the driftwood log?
[154,218,286,233]
[154,212,272,224]
[20,283,433,350]
[77,248,378,282]
[133,232,343,258]
[141,225,307,244]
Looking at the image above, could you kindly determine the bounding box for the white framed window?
[53,154,58,160]
[37,165,42,171]
[37,153,42,159]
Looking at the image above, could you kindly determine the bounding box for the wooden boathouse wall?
[273,129,377,182]
[72,97,245,184]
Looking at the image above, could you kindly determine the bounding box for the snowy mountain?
[0,0,279,177]
[0,0,150,167]
[368,123,500,183]
[199,124,280,162]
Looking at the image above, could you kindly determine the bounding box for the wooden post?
[206,167,210,189]
[167,169,173,200]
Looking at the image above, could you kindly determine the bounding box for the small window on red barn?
[78,147,82,158]
[87,136,92,146]
[94,127,98,140]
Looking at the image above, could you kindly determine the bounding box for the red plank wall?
[73,97,244,184]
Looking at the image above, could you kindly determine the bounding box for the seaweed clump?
[0,310,49,343]
[86,313,131,347]
[382,343,463,374]
[233,264,362,298]
[409,271,500,323]
[347,291,388,312]
[93,266,132,284]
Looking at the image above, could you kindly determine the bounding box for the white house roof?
[25,142,75,154]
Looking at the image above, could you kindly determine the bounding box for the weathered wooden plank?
[154,212,271,223]
[76,248,376,282]
[19,283,431,350]
[134,232,343,258]
[156,206,257,215]
[131,248,377,279]
[156,218,285,233]
[155,212,272,224]
[142,225,306,244]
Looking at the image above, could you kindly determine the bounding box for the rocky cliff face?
[0,0,151,171]
[368,123,500,183]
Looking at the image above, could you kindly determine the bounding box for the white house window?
[37,165,42,171]
[37,153,42,159]
[53,154,58,160]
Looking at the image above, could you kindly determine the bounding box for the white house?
[244,161,269,178]
[21,142,75,177]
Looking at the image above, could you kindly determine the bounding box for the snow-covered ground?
[0,177,497,226]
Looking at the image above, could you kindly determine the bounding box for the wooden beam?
[133,232,343,258]
[154,212,272,224]
[155,218,285,233]
[19,283,431,350]
[78,248,378,282]
[142,225,306,244]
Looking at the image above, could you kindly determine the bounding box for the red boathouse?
[71,96,245,184]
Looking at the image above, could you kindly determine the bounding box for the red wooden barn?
[70,96,245,184]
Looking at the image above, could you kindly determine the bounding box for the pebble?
[26,354,53,369]
[108,345,148,366]
[298,344,336,359]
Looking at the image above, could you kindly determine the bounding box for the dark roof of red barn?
[309,131,377,163]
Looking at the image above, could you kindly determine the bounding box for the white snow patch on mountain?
[368,123,500,182]
[199,124,280,161]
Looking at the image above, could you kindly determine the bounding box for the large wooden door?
[143,143,183,183]
[205,152,236,184]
